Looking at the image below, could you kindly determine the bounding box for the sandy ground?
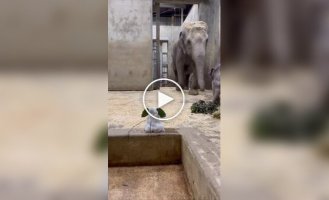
[108,87,220,147]
[109,165,191,200]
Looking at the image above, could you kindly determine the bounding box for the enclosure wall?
[108,0,153,90]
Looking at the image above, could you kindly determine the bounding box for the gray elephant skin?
[172,21,208,95]
[210,63,220,105]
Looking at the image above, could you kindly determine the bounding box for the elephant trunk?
[193,49,206,91]
[196,60,205,91]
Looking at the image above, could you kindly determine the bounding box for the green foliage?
[213,110,221,119]
[93,125,108,154]
[191,100,219,114]
[141,108,167,118]
[157,108,166,118]
[141,109,149,117]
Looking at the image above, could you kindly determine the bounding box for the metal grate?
[153,40,169,86]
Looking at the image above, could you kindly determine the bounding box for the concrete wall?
[199,0,220,68]
[108,129,181,166]
[108,0,153,90]
[0,0,107,66]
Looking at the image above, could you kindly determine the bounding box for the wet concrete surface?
[108,165,192,200]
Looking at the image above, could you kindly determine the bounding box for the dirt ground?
[108,87,220,147]
[109,165,191,200]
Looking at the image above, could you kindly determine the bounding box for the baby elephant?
[142,108,166,133]
[210,64,220,105]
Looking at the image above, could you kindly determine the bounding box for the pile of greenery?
[141,108,166,118]
[191,100,219,114]
[212,110,221,119]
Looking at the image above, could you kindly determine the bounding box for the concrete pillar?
[108,0,153,91]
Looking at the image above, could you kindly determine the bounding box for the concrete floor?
[108,165,191,200]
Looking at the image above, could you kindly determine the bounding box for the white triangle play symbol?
[158,91,174,108]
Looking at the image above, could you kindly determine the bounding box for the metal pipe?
[181,8,183,25]
[155,2,161,89]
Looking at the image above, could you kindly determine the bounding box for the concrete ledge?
[178,128,220,200]
[108,128,181,166]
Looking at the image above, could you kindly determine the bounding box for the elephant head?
[179,21,208,90]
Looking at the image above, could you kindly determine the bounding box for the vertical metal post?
[155,2,160,89]
[181,8,183,25]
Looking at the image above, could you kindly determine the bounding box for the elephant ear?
[156,108,166,118]
[141,109,149,117]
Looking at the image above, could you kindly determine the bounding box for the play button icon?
[143,78,185,121]
[158,91,174,108]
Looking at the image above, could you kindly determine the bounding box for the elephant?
[172,21,208,95]
[210,63,220,105]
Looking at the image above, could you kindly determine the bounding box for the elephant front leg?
[176,62,186,91]
[212,81,220,105]
[212,87,220,105]
[188,73,199,95]
[173,69,180,91]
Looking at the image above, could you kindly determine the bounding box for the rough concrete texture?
[108,128,181,166]
[109,165,192,200]
[179,128,220,200]
[108,0,153,90]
